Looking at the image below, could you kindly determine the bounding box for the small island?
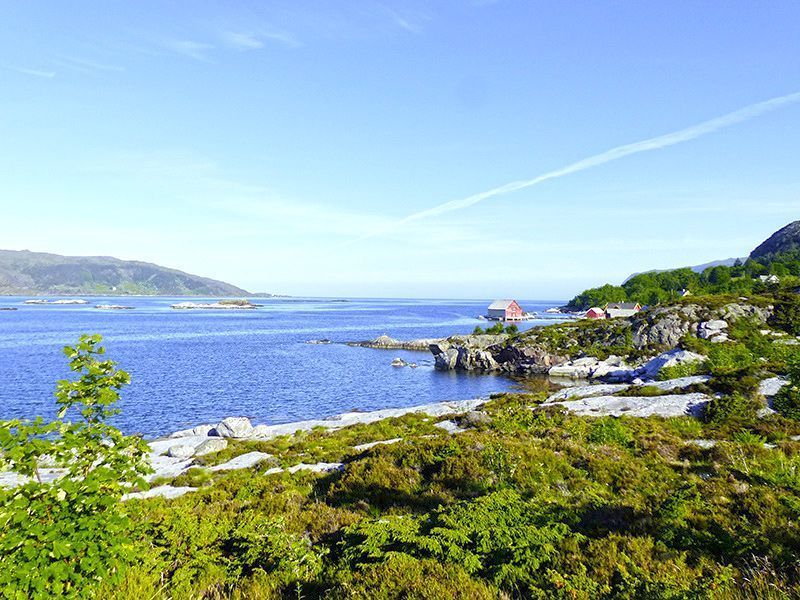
[170,299,259,310]
[23,298,89,305]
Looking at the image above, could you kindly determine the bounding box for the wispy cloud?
[261,30,302,48]
[221,31,264,50]
[55,57,124,73]
[9,66,56,79]
[383,6,424,33]
[345,90,800,245]
[161,39,214,61]
[221,30,301,50]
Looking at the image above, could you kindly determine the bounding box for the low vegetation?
[473,322,519,335]
[4,335,800,598]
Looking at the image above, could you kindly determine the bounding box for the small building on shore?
[605,302,642,319]
[487,299,524,321]
[585,307,606,320]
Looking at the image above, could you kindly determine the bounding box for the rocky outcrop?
[630,303,771,349]
[167,444,196,459]
[214,416,254,438]
[549,355,633,380]
[430,301,771,374]
[349,334,445,351]
[195,438,228,456]
[631,349,705,381]
[430,338,567,373]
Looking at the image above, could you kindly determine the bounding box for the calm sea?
[0,297,563,438]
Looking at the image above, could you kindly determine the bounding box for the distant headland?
[0,249,269,297]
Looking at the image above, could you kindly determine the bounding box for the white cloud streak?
[9,66,56,78]
[162,39,214,61]
[221,32,264,50]
[344,90,800,246]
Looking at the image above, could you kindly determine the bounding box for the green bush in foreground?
[0,335,150,599]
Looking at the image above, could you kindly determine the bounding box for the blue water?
[0,297,564,437]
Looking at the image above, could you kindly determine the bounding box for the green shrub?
[768,293,800,335]
[587,418,634,447]
[329,554,498,599]
[616,385,666,397]
[226,515,326,587]
[774,386,800,421]
[484,321,505,335]
[658,361,706,380]
[732,430,768,446]
[705,342,758,376]
[704,393,759,424]
[773,350,800,420]
[0,335,151,598]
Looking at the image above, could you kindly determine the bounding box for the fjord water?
[0,297,561,437]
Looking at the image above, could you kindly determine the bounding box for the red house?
[487,299,524,321]
[585,307,606,320]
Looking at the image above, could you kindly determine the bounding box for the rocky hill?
[750,219,800,259]
[429,298,775,374]
[0,249,251,296]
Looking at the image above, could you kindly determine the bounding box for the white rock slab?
[287,462,344,474]
[209,451,273,472]
[545,376,709,404]
[123,485,197,501]
[195,438,228,456]
[636,350,705,381]
[167,444,195,459]
[170,424,216,438]
[545,393,711,418]
[686,439,717,449]
[148,455,195,481]
[246,399,486,440]
[434,420,466,434]
[149,435,209,456]
[648,375,710,390]
[759,377,788,399]
[352,438,403,451]
[215,417,254,438]
[546,383,631,403]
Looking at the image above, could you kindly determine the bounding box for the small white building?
[759,274,780,284]
[604,302,642,319]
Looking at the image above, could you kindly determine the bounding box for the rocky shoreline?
[426,301,773,377]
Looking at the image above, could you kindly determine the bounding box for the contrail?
[344,90,800,245]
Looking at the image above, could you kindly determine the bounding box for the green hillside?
[0,249,251,296]
[567,221,800,310]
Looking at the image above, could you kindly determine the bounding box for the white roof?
[488,299,516,310]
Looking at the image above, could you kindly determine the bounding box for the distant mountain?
[750,220,800,260]
[0,249,251,296]
[623,257,745,284]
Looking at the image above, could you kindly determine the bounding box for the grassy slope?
[114,295,800,599]
[116,395,800,599]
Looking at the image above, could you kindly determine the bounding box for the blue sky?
[2,1,799,299]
